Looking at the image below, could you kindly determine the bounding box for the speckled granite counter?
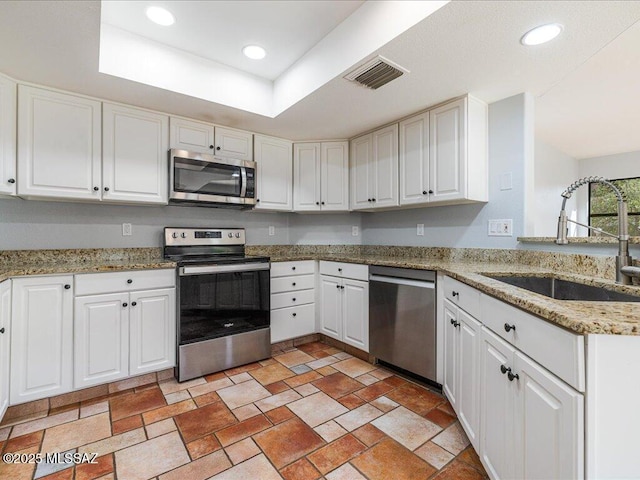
[1,246,639,336]
[248,246,640,336]
[0,248,176,283]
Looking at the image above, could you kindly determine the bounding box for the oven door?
[178,263,270,345]
[169,149,256,206]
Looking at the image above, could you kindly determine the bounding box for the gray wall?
[361,93,534,248]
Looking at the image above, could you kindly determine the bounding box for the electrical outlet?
[488,219,513,236]
[122,223,132,236]
[268,226,275,236]
[352,226,359,237]
[417,224,424,236]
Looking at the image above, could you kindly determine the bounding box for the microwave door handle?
[240,167,247,197]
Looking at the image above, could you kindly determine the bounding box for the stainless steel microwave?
[169,149,256,208]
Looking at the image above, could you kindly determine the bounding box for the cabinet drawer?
[271,303,315,343]
[271,289,315,310]
[319,261,368,281]
[271,261,315,278]
[75,269,175,296]
[481,293,585,392]
[271,274,315,294]
[443,276,480,318]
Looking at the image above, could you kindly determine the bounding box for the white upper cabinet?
[350,124,398,210]
[254,134,293,211]
[18,85,102,200]
[293,141,348,212]
[170,117,215,154]
[0,75,16,196]
[429,96,487,204]
[214,126,253,161]
[399,111,430,205]
[102,103,169,205]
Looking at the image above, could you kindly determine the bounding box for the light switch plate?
[417,224,424,236]
[122,223,132,236]
[268,226,275,236]
[500,172,513,191]
[488,219,513,236]
[352,226,359,236]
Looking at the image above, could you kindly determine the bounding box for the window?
[589,177,640,237]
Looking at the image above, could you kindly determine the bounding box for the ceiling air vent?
[344,56,408,90]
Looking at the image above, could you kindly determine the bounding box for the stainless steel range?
[164,227,271,382]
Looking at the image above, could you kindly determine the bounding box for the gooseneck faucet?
[556,176,638,285]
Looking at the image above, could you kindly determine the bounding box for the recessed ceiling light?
[146,6,175,26]
[521,23,563,46]
[243,45,266,60]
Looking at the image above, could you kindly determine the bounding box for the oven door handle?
[179,263,270,276]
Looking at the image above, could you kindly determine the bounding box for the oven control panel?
[164,227,245,246]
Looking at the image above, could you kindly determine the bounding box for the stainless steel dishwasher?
[369,266,437,382]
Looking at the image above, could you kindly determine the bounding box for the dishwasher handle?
[369,274,435,289]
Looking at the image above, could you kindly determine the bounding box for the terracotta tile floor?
[0,341,489,480]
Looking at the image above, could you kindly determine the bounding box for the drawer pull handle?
[127,279,133,284]
[507,371,520,382]
[500,364,510,375]
[338,268,342,272]
[452,291,459,297]
[64,284,71,289]
[292,282,296,286]
[292,298,296,302]
[504,323,516,332]
[122,303,128,307]
[0,327,5,334]
[292,266,296,270]
[292,312,297,317]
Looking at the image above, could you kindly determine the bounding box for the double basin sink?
[485,274,640,303]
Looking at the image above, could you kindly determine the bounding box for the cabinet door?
[442,300,458,409]
[254,134,293,211]
[74,292,129,388]
[399,112,429,206]
[342,278,369,352]
[129,288,176,376]
[372,124,399,208]
[480,327,516,480]
[10,276,73,404]
[319,275,342,341]
[514,351,584,480]
[170,117,215,154]
[18,85,102,200]
[429,97,466,203]
[0,75,16,196]
[293,143,320,211]
[0,280,11,419]
[214,126,253,161]
[457,309,482,449]
[349,133,372,210]
[321,141,349,211]
[102,103,169,204]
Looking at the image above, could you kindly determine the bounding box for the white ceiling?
[0,1,639,160]
[101,0,364,81]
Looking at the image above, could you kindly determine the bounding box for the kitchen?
[0,1,639,479]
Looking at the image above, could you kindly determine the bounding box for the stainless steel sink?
[485,275,640,302]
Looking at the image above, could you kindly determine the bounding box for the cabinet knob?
[93,186,99,191]
[292,312,297,317]
[372,198,376,202]
[500,364,510,375]
[7,178,15,184]
[316,202,320,205]
[507,371,520,382]
[292,266,296,270]
[127,279,133,284]
[338,268,342,272]
[131,301,137,306]
[292,298,296,302]
[209,145,214,149]
[452,291,459,297]
[367,199,372,202]
[504,323,516,333]
[336,284,340,289]
[216,146,221,151]
[429,190,434,194]
[104,187,110,192]
[340,285,345,290]
[123,302,128,307]
[452,320,460,327]
[64,284,71,289]
[256,199,260,203]
[422,190,427,195]
[321,201,325,205]
[292,282,296,286]
[0,327,5,334]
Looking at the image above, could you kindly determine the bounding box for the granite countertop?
[269,253,640,336]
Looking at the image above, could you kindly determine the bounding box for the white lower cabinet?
[0,280,11,419]
[319,261,369,352]
[479,327,583,480]
[10,275,74,404]
[270,261,316,343]
[74,273,176,389]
